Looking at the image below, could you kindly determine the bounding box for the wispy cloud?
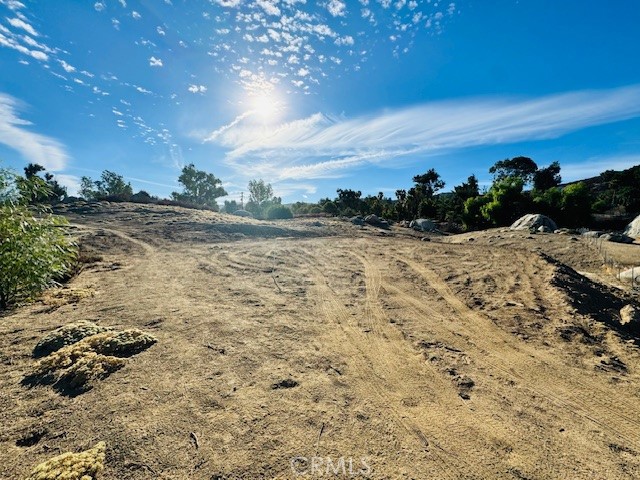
[207,84,640,180]
[0,93,69,170]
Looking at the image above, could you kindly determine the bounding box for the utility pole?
[240,192,244,209]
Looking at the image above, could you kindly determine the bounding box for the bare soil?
[2,201,640,479]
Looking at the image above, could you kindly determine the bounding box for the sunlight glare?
[249,92,284,123]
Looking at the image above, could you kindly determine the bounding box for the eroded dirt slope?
[1,203,640,479]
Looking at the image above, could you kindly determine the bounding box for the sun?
[249,91,284,123]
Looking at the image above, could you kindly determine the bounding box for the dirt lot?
[2,202,640,479]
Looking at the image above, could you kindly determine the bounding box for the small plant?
[25,441,106,480]
[25,328,157,394]
[33,321,110,358]
[0,169,77,309]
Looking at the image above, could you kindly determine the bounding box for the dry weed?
[25,441,105,480]
[33,321,110,358]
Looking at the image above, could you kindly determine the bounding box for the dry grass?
[33,321,109,358]
[25,441,105,480]
[25,329,156,395]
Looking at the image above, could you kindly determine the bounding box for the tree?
[172,164,227,209]
[0,168,77,309]
[489,156,538,184]
[80,170,133,201]
[453,175,480,201]
[246,179,279,218]
[22,163,67,203]
[480,176,529,226]
[412,168,445,198]
[336,189,363,214]
[223,199,240,213]
[561,182,591,227]
[533,161,562,191]
[248,179,274,205]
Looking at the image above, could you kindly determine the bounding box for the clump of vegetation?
[266,205,293,219]
[33,321,110,358]
[171,163,227,210]
[79,170,133,202]
[25,441,106,480]
[0,168,77,309]
[25,328,157,394]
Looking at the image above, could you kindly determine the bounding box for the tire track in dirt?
[302,245,512,479]
[391,251,640,450]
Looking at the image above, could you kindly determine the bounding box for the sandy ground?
[1,201,640,479]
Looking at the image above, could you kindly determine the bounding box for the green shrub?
[266,205,293,219]
[0,170,77,309]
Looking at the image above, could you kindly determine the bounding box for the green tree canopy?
[171,164,227,209]
[489,156,538,184]
[533,161,562,191]
[80,170,133,201]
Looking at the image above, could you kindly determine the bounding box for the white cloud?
[132,11,141,19]
[149,56,163,67]
[0,93,69,170]
[327,0,346,17]
[188,84,207,94]
[58,59,76,72]
[118,0,127,7]
[207,85,640,180]
[0,31,48,61]
[6,17,37,37]
[94,2,105,12]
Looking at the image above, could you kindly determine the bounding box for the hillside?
[1,201,640,479]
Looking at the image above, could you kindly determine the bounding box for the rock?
[581,231,603,238]
[364,214,390,229]
[600,232,634,244]
[625,214,640,238]
[410,218,437,232]
[618,267,640,283]
[538,225,553,233]
[620,305,640,327]
[350,216,365,226]
[399,220,411,228]
[233,210,253,218]
[510,214,557,232]
[421,237,431,242]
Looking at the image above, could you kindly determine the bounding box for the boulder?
[625,214,640,238]
[510,214,557,232]
[538,225,553,233]
[618,267,640,283]
[350,216,365,226]
[410,218,437,232]
[581,230,603,238]
[600,232,634,244]
[620,305,640,328]
[233,210,253,218]
[364,214,390,229]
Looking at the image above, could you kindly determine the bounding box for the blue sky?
[1,0,640,203]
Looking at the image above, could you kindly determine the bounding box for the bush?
[26,441,105,480]
[266,205,293,219]
[25,328,157,394]
[0,171,77,309]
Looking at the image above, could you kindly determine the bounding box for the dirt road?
[1,203,640,479]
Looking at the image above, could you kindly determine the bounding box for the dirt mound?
[625,214,640,238]
[25,441,105,480]
[24,329,156,395]
[543,253,638,338]
[510,213,558,231]
[33,321,111,358]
